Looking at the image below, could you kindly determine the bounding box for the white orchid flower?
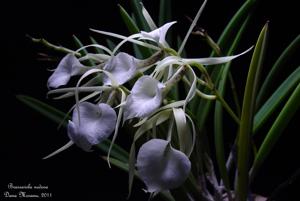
[137,139,191,193]
[123,76,165,121]
[140,21,176,47]
[48,53,89,88]
[68,102,117,152]
[103,52,139,85]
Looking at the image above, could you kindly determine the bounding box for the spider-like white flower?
[103,52,139,85]
[123,76,164,121]
[137,139,191,193]
[48,53,89,88]
[68,102,117,151]
[140,21,176,47]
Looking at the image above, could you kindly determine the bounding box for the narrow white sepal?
[182,46,254,65]
[42,141,74,160]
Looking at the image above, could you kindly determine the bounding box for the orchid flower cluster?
[44,2,251,198]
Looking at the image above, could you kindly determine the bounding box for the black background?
[1,0,299,200]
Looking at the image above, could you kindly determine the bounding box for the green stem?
[163,66,187,96]
[137,50,165,67]
[164,47,179,56]
[28,35,81,56]
[190,62,240,124]
[214,89,240,125]
[228,72,241,116]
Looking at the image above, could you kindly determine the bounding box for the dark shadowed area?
[1,0,299,200]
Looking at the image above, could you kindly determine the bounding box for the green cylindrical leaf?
[211,0,258,57]
[72,35,95,66]
[119,4,140,34]
[253,66,300,134]
[17,95,129,163]
[89,37,104,54]
[236,23,268,201]
[250,82,300,181]
[256,34,300,107]
[214,16,250,191]
[129,0,150,31]
[16,95,68,126]
[159,0,171,26]
[197,0,257,131]
[118,4,152,57]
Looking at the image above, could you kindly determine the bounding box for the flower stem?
[214,89,240,125]
[191,62,240,124]
[137,50,165,67]
[27,35,81,56]
[164,47,179,56]
[228,72,241,116]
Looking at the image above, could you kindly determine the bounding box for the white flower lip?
[137,139,191,193]
[68,102,117,151]
[103,52,138,85]
[47,53,88,88]
[140,21,177,46]
[123,76,165,121]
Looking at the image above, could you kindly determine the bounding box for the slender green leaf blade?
[89,36,104,54]
[211,0,257,57]
[16,95,68,126]
[214,16,250,190]
[73,35,95,66]
[253,66,300,134]
[250,82,300,181]
[73,35,88,55]
[128,143,136,199]
[95,140,129,163]
[17,95,129,162]
[118,4,151,57]
[202,0,258,124]
[106,39,116,51]
[119,4,140,34]
[256,34,300,107]
[236,23,268,201]
[102,156,129,172]
[196,15,252,131]
[159,0,171,26]
[129,0,150,31]
[197,4,256,131]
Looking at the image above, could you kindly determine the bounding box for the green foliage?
[17,95,129,163]
[251,83,300,181]
[236,23,268,201]
[21,1,298,200]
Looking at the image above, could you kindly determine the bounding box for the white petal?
[103,52,138,85]
[124,76,164,120]
[68,102,117,151]
[48,54,87,88]
[140,21,176,46]
[137,139,191,193]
